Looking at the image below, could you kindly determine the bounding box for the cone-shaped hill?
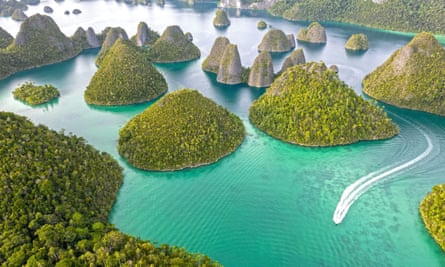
[0,112,221,266]
[84,39,167,105]
[202,36,231,74]
[131,21,160,47]
[258,28,294,53]
[420,184,445,252]
[149,25,200,63]
[95,27,129,66]
[118,89,245,171]
[0,14,81,79]
[363,32,445,116]
[297,22,327,44]
[213,9,230,28]
[249,62,399,146]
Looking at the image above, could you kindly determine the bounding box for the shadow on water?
[345,49,368,58]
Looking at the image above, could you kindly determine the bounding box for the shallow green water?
[1,1,445,266]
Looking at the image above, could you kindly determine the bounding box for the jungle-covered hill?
[269,0,445,34]
[118,89,245,171]
[84,39,167,106]
[0,112,220,266]
[420,184,445,252]
[249,62,399,146]
[362,32,445,116]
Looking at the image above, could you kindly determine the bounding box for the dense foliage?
[95,27,129,67]
[13,81,60,105]
[149,25,200,63]
[249,62,399,146]
[420,184,445,251]
[296,22,326,44]
[0,27,13,49]
[345,33,368,51]
[0,112,221,266]
[269,0,445,34]
[362,32,445,116]
[257,20,267,30]
[0,14,81,80]
[202,36,230,74]
[119,89,245,171]
[85,39,167,105]
[130,21,160,47]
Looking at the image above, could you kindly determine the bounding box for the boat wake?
[332,118,433,224]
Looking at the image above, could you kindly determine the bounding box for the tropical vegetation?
[420,184,445,252]
[85,39,167,105]
[0,111,221,266]
[149,25,200,63]
[269,0,445,34]
[13,81,60,105]
[118,89,245,171]
[0,27,13,49]
[345,33,368,51]
[213,9,231,28]
[362,32,445,116]
[249,62,399,146]
[0,14,81,80]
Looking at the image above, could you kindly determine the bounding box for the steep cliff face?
[95,27,129,66]
[71,27,100,49]
[213,9,231,28]
[217,44,243,85]
[149,25,200,63]
[202,36,231,74]
[258,29,293,52]
[363,32,445,116]
[297,22,327,44]
[248,51,274,87]
[131,21,159,47]
[280,48,305,73]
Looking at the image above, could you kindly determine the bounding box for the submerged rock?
[363,32,445,116]
[248,51,274,88]
[258,29,293,53]
[297,22,327,44]
[202,36,231,74]
[280,48,306,73]
[149,25,200,63]
[217,44,243,85]
[345,33,368,51]
[213,9,230,28]
[95,27,129,66]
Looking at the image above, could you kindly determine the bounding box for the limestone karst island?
[1,0,445,266]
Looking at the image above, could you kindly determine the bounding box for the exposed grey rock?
[202,36,230,74]
[248,51,274,87]
[131,22,159,47]
[258,29,293,53]
[86,27,100,48]
[11,9,27,21]
[96,27,129,66]
[287,34,295,49]
[217,44,242,85]
[297,22,327,44]
[185,32,193,42]
[213,9,230,28]
[280,48,306,73]
[43,6,53,13]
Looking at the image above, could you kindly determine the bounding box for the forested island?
[13,81,60,105]
[268,0,445,34]
[85,39,167,105]
[249,62,399,146]
[363,32,445,116]
[118,89,245,171]
[0,112,221,266]
[420,185,445,252]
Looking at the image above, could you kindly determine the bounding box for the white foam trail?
[333,123,433,224]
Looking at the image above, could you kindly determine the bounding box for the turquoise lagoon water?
[1,1,445,266]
